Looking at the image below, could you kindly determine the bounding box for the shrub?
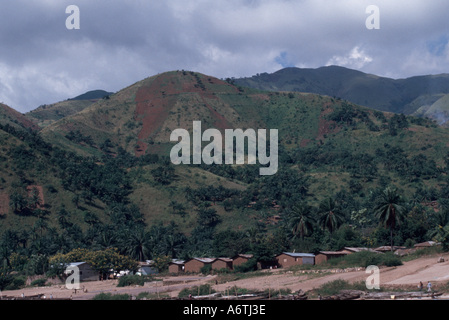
[316,279,367,296]
[233,259,258,273]
[178,284,215,298]
[117,274,145,287]
[200,264,212,274]
[5,275,26,290]
[92,293,130,300]
[382,253,402,267]
[31,278,47,287]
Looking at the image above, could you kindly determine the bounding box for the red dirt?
[0,103,39,131]
[2,254,448,300]
[316,104,340,140]
[133,72,234,155]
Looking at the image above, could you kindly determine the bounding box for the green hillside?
[26,90,113,129]
[413,93,449,125]
[2,70,449,284]
[234,66,449,120]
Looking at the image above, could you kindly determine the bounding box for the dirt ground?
[2,253,449,300]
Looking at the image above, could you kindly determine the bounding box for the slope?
[0,102,39,131]
[26,90,113,129]
[234,66,449,116]
[41,70,265,157]
[38,69,449,208]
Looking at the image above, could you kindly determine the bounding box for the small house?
[184,258,215,273]
[211,258,233,271]
[414,241,440,249]
[276,252,315,268]
[232,254,254,268]
[64,262,98,282]
[341,247,378,254]
[374,246,405,253]
[315,251,348,265]
[168,260,185,273]
[137,261,158,275]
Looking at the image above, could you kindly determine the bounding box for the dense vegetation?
[2,75,449,290]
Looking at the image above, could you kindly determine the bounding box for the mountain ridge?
[234,65,449,124]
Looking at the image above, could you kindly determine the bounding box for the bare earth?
[2,253,449,300]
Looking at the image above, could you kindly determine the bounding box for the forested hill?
[1,70,449,281]
[234,66,449,125]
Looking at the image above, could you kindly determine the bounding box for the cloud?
[0,0,449,112]
[326,46,373,70]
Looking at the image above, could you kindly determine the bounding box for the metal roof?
[279,252,315,257]
[318,251,348,255]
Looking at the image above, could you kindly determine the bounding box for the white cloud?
[326,46,373,70]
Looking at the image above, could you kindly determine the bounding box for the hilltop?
[0,102,39,131]
[234,66,449,125]
[26,90,113,128]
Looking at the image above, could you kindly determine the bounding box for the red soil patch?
[300,138,311,147]
[317,105,340,139]
[0,103,39,131]
[134,72,234,155]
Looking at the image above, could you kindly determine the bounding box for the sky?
[1,0,449,112]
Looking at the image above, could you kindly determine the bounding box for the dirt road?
[1,253,448,300]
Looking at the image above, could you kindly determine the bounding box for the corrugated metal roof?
[215,257,233,262]
[170,259,185,265]
[233,254,254,259]
[318,251,348,255]
[279,252,315,257]
[189,257,215,263]
[68,262,87,266]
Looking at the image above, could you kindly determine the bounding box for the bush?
[117,274,145,287]
[178,284,215,298]
[382,253,403,267]
[31,278,47,287]
[316,279,367,296]
[92,293,130,300]
[0,273,14,291]
[5,275,26,290]
[200,264,212,274]
[233,259,257,273]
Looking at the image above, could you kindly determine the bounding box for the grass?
[309,279,371,298]
[178,284,216,298]
[92,292,131,300]
[401,246,445,262]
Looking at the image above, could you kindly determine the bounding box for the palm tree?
[287,202,314,241]
[375,187,406,251]
[318,197,343,236]
[123,227,151,262]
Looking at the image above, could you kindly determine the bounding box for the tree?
[375,187,406,251]
[9,191,27,213]
[123,227,151,262]
[318,198,344,236]
[286,202,314,240]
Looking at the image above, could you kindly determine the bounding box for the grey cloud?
[0,0,449,112]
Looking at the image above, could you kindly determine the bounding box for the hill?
[2,69,449,283]
[69,90,113,101]
[26,90,113,129]
[234,66,449,122]
[0,102,39,131]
